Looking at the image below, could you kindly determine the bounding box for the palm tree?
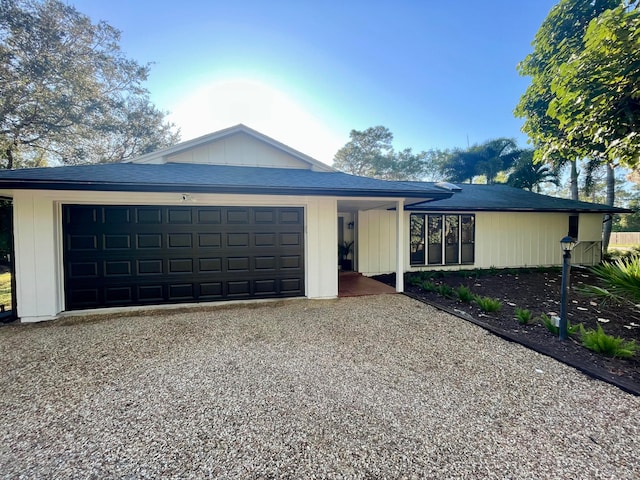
[507,149,559,192]
[441,138,519,184]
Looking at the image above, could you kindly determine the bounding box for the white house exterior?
[0,125,627,323]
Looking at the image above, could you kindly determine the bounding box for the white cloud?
[167,79,345,166]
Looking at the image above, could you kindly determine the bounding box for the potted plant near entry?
[338,241,354,271]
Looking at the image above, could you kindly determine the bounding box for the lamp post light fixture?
[559,235,576,340]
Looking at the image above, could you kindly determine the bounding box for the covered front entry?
[62,205,305,310]
[337,198,405,293]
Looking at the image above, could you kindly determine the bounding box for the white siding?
[12,190,338,322]
[357,209,397,276]
[359,210,605,277]
[578,214,603,241]
[166,132,309,169]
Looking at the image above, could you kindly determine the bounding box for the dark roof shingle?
[0,163,453,199]
[406,183,629,214]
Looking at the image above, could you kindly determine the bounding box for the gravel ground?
[1,295,639,479]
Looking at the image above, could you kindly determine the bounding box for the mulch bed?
[374,268,640,396]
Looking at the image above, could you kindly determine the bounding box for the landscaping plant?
[421,280,437,292]
[539,314,582,336]
[435,284,455,299]
[539,313,559,334]
[455,285,474,303]
[474,295,502,313]
[580,324,637,358]
[583,256,640,304]
[515,308,532,325]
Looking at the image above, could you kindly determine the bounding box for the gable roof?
[0,163,454,201]
[406,183,631,214]
[126,124,334,172]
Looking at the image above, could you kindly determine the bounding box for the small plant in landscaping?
[435,284,455,298]
[538,314,582,336]
[580,324,637,358]
[421,280,437,292]
[515,308,532,325]
[474,295,502,313]
[539,313,558,335]
[455,285,474,302]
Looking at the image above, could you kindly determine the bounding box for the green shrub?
[455,285,474,302]
[515,308,532,325]
[580,324,637,358]
[421,280,437,292]
[435,284,455,298]
[474,295,502,312]
[538,314,582,336]
[583,256,640,304]
[539,313,558,334]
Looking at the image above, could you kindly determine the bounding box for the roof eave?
[405,206,632,214]
[0,180,454,200]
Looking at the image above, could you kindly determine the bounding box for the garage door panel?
[63,205,305,310]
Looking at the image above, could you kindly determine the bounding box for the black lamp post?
[559,235,576,340]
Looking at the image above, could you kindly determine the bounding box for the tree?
[440,138,519,184]
[515,0,620,200]
[0,0,179,168]
[507,149,559,192]
[515,0,638,250]
[333,126,432,181]
[547,4,640,169]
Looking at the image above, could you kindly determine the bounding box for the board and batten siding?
[473,212,602,269]
[356,210,604,276]
[166,132,307,169]
[11,189,338,323]
[357,210,397,276]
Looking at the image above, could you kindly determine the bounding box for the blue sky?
[68,0,558,165]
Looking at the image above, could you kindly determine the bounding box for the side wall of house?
[356,210,603,276]
[12,190,338,322]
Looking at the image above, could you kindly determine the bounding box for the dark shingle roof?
[0,163,453,200]
[406,183,630,213]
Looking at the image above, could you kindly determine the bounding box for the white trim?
[396,199,404,292]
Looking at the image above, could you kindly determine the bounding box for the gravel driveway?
[1,295,639,479]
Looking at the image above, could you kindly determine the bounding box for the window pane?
[410,214,425,265]
[427,215,443,265]
[445,215,459,264]
[461,215,475,264]
[568,215,579,239]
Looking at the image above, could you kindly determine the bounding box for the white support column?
[395,199,404,292]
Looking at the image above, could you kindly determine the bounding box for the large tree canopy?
[515,0,639,250]
[547,4,640,168]
[0,0,179,168]
[333,126,438,181]
[514,0,621,200]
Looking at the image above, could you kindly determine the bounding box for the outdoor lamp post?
[559,235,576,340]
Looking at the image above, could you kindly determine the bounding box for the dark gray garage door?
[63,205,305,310]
